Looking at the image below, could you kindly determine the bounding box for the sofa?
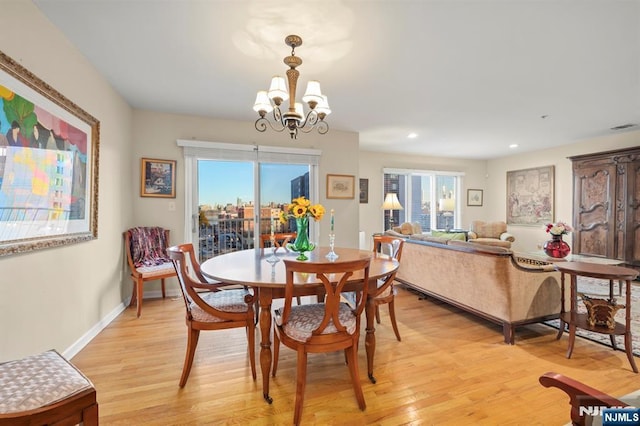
[467,220,515,248]
[395,238,563,343]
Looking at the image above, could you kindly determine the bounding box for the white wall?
[0,2,134,361]
[487,131,639,253]
[358,150,488,249]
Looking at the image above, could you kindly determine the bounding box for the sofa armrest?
[384,229,406,238]
[500,232,515,242]
[467,231,478,240]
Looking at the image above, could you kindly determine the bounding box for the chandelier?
[253,35,331,139]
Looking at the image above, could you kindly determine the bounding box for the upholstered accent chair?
[370,235,405,342]
[467,220,515,248]
[124,226,177,317]
[0,350,98,425]
[272,257,371,425]
[167,243,256,387]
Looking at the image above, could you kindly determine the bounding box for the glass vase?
[543,234,571,258]
[289,216,315,261]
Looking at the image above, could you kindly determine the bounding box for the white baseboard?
[63,289,181,360]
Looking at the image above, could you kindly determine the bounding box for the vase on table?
[288,216,315,261]
[543,234,571,258]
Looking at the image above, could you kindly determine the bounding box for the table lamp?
[381,193,404,229]
[439,197,455,231]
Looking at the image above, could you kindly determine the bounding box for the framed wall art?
[506,165,554,226]
[359,178,369,203]
[467,189,483,206]
[326,174,355,199]
[140,158,176,198]
[0,51,100,257]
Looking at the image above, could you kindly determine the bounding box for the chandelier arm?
[255,116,286,133]
[298,110,320,133]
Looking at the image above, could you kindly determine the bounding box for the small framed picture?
[467,189,483,206]
[326,174,355,199]
[140,158,176,198]
[359,178,369,203]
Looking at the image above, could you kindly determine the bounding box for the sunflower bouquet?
[279,196,325,223]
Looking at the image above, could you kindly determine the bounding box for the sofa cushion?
[431,231,466,241]
[468,238,512,249]
[409,234,449,244]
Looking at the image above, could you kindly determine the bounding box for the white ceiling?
[33,0,640,159]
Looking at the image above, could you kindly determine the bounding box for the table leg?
[365,295,377,384]
[258,288,273,403]
[556,272,566,340]
[566,274,577,359]
[623,279,638,373]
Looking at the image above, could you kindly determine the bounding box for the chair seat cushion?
[276,303,356,342]
[134,262,175,277]
[0,350,93,414]
[190,289,250,322]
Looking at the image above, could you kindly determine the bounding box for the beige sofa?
[395,238,563,343]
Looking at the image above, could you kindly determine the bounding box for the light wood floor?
[71,286,639,425]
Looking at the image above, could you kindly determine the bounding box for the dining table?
[200,246,400,403]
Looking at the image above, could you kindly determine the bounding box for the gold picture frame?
[0,51,100,257]
[326,174,355,199]
[140,158,176,198]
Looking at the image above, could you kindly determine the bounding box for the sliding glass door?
[179,141,320,262]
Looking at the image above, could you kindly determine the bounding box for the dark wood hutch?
[569,146,640,270]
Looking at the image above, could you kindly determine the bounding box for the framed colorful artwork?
[0,51,100,256]
[140,158,176,198]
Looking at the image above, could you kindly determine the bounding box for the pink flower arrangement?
[545,221,573,236]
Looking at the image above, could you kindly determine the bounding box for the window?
[383,169,463,232]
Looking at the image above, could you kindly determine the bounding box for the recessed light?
[509,144,519,149]
[408,133,418,139]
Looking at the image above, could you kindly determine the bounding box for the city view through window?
[197,160,310,260]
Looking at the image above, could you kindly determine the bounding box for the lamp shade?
[381,193,404,210]
[268,76,289,102]
[253,91,273,113]
[439,198,455,212]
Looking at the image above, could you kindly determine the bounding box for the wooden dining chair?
[370,235,405,341]
[167,244,257,387]
[272,257,371,426]
[259,232,297,250]
[124,226,177,317]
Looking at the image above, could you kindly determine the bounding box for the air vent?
[610,123,637,131]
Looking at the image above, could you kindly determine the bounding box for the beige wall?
[487,132,639,253]
[0,2,134,361]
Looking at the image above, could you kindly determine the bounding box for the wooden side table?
[554,261,638,373]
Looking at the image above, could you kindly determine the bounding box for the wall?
[130,110,360,294]
[0,2,134,361]
[487,131,639,253]
[358,150,488,249]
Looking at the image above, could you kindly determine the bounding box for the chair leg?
[161,278,166,299]
[179,326,200,387]
[247,321,257,380]
[388,299,402,342]
[345,344,366,410]
[129,279,137,307]
[136,278,144,318]
[296,296,302,305]
[375,305,381,324]
[293,349,308,426]
[272,329,281,377]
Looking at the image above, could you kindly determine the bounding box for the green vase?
[290,216,315,261]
